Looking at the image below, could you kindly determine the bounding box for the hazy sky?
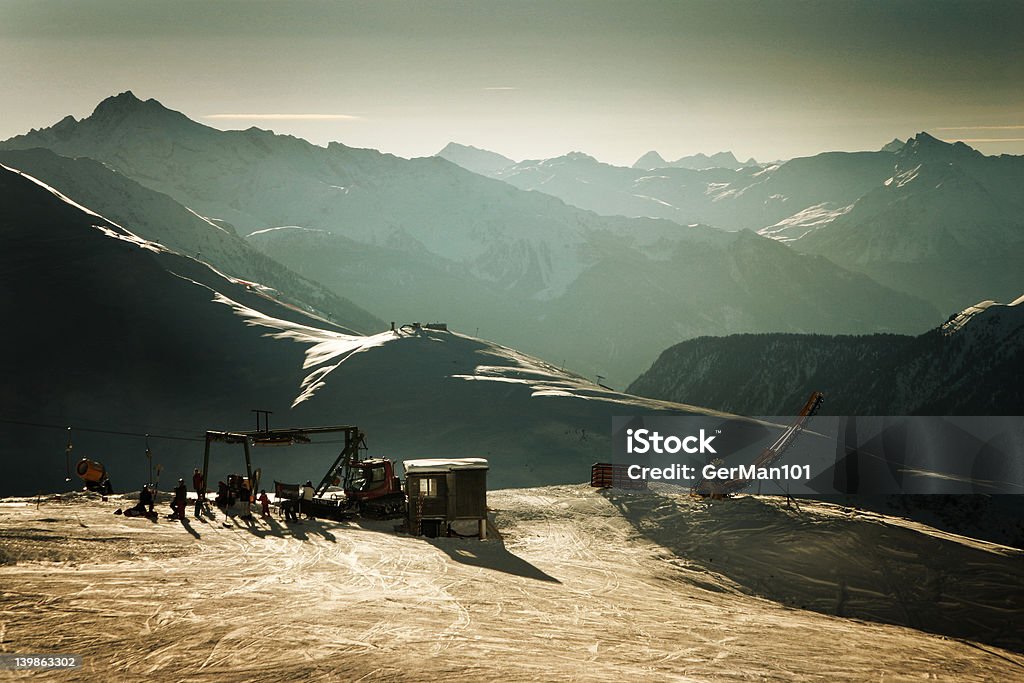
[2,0,1022,165]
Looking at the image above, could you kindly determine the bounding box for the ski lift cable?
[0,417,205,443]
[0,417,350,446]
[1,410,204,439]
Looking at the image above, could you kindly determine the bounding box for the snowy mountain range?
[442,134,1024,316]
[632,149,759,171]
[789,133,1024,312]
[461,146,900,232]
[0,92,940,386]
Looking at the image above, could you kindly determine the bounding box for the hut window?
[418,477,438,497]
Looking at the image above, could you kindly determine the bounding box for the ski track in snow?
[0,487,1021,682]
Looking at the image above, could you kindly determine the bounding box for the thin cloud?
[934,124,1024,131]
[204,113,361,121]
[939,137,1024,143]
[483,87,518,91]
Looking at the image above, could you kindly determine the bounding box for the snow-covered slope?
[0,162,321,495]
[0,147,382,333]
[1,485,1020,679]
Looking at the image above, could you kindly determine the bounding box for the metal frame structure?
[201,424,363,492]
[693,391,824,497]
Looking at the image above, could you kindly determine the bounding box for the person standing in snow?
[215,480,229,507]
[301,480,315,519]
[192,468,206,518]
[258,490,271,516]
[171,479,187,520]
[141,484,154,516]
[238,478,254,520]
[282,498,299,523]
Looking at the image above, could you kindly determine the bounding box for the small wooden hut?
[403,458,488,539]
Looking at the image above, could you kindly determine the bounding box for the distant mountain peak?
[439,141,486,155]
[633,150,667,169]
[634,149,756,171]
[92,90,145,115]
[562,151,596,162]
[908,131,972,151]
[85,91,196,131]
[698,151,740,165]
[436,142,515,176]
[880,138,905,153]
[911,131,946,146]
[900,131,982,162]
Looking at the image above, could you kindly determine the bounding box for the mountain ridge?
[789,132,1024,311]
[1,93,942,385]
[436,141,516,176]
[632,149,758,170]
[0,147,383,333]
[627,295,1024,416]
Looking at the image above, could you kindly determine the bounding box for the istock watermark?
[610,415,1024,496]
[625,428,718,454]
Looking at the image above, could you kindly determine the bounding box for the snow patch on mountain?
[758,202,855,242]
[185,207,230,233]
[212,287,700,414]
[942,295,1024,336]
[884,164,922,188]
[449,343,675,409]
[4,162,170,255]
[247,225,330,238]
[211,292,394,406]
[2,162,105,219]
[91,224,164,253]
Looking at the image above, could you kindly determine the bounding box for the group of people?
[167,468,207,521]
[278,480,315,523]
[168,469,277,522]
[120,469,306,524]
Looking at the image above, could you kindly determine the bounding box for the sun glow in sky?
[2,0,1022,165]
